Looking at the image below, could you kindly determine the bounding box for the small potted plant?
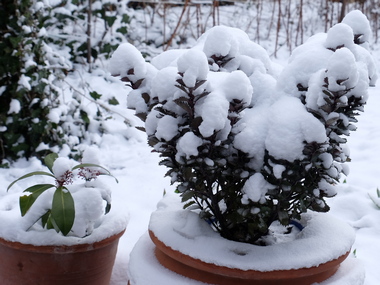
[0,150,127,285]
[111,11,373,285]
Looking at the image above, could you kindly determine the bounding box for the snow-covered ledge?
[148,194,355,271]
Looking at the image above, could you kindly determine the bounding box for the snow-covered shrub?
[0,0,132,166]
[277,10,377,102]
[0,0,72,165]
[45,0,131,65]
[111,23,373,244]
[342,9,372,49]
[306,48,366,162]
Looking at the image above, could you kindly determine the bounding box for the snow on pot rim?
[149,195,355,272]
[0,212,128,246]
[130,232,364,285]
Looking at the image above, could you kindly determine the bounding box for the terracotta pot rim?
[149,229,350,280]
[0,228,126,253]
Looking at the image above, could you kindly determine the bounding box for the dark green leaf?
[90,91,102,100]
[91,48,98,60]
[108,97,119,105]
[105,16,117,27]
[80,110,90,124]
[7,171,55,191]
[181,190,194,202]
[41,210,51,228]
[51,187,75,236]
[44,153,58,173]
[19,184,55,216]
[41,210,55,230]
[121,14,130,24]
[116,26,128,34]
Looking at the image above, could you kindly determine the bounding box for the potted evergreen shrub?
[0,150,127,285]
[111,11,374,285]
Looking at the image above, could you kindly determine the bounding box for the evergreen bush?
[0,0,131,166]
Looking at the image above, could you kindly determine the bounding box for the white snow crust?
[128,232,364,285]
[0,193,128,246]
[0,150,128,246]
[7,99,21,114]
[148,194,355,272]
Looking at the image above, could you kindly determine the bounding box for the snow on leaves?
[111,11,376,244]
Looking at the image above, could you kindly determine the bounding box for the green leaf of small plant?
[44,153,58,173]
[43,211,57,231]
[51,187,75,236]
[49,215,60,233]
[41,210,52,228]
[19,184,55,216]
[7,171,55,192]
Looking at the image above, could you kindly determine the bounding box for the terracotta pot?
[149,230,350,285]
[0,229,125,285]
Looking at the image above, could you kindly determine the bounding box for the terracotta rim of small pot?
[149,230,350,285]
